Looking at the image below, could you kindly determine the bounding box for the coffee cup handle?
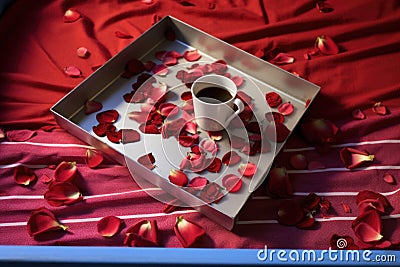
[225,98,245,126]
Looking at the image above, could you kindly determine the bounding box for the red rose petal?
[188,176,208,190]
[44,182,83,207]
[339,147,374,169]
[206,157,222,173]
[144,61,156,72]
[27,207,68,237]
[168,170,188,187]
[159,103,179,118]
[84,100,103,115]
[178,134,199,147]
[265,112,285,123]
[85,149,103,169]
[231,76,244,88]
[121,129,141,144]
[238,162,257,177]
[199,182,224,204]
[352,109,366,120]
[163,56,178,66]
[200,139,218,154]
[372,102,388,115]
[303,193,321,212]
[270,53,295,65]
[6,129,36,142]
[278,102,294,116]
[277,200,304,226]
[174,216,205,248]
[316,1,334,13]
[308,160,326,170]
[383,173,396,185]
[222,151,241,166]
[63,9,80,23]
[106,129,122,143]
[152,64,169,76]
[354,222,383,243]
[236,91,252,104]
[124,220,160,247]
[139,123,160,134]
[14,166,37,186]
[183,50,201,62]
[64,66,82,77]
[54,161,77,183]
[207,131,223,141]
[40,174,53,184]
[222,174,242,193]
[296,217,316,229]
[315,35,339,55]
[264,122,290,143]
[289,154,308,170]
[97,216,122,237]
[229,135,247,149]
[342,203,352,213]
[93,123,115,137]
[137,153,156,170]
[265,92,282,108]
[300,118,338,146]
[267,167,293,198]
[96,110,119,124]
[356,190,391,214]
[115,30,133,39]
[77,47,89,58]
[125,58,145,75]
[246,121,261,134]
[181,91,193,101]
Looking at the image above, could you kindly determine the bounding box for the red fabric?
[1,0,400,249]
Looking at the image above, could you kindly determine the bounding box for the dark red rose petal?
[188,176,208,190]
[115,30,133,39]
[222,174,242,193]
[121,129,141,144]
[124,220,160,247]
[278,102,294,116]
[316,1,334,13]
[159,103,179,117]
[27,207,68,237]
[178,134,199,147]
[181,91,193,101]
[174,216,205,248]
[383,173,396,185]
[206,157,222,173]
[265,92,282,108]
[168,170,188,187]
[372,102,388,115]
[354,222,383,243]
[137,153,156,170]
[246,121,261,134]
[339,147,374,169]
[85,149,103,169]
[265,112,285,123]
[267,167,293,198]
[238,162,257,177]
[93,123,115,137]
[63,9,80,23]
[207,131,223,141]
[54,161,77,183]
[270,53,295,65]
[139,123,160,134]
[14,166,37,186]
[84,100,103,115]
[342,203,352,213]
[77,47,89,58]
[97,216,122,237]
[236,91,252,104]
[64,66,82,77]
[96,110,119,124]
[296,217,316,229]
[40,174,53,184]
[183,50,201,62]
[289,154,308,170]
[106,129,123,143]
[222,151,241,166]
[44,182,83,207]
[277,199,304,226]
[152,64,169,76]
[303,193,321,212]
[300,118,338,146]
[199,182,224,204]
[356,190,391,214]
[315,35,339,55]
[352,109,366,120]
[6,129,37,142]
[264,122,290,143]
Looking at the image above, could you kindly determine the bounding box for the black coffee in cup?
[195,86,233,104]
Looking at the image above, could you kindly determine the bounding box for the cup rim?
[191,74,237,106]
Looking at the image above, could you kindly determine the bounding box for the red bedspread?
[1,0,399,249]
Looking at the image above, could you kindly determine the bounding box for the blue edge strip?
[0,246,398,266]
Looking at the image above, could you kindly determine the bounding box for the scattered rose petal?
[106,129,122,143]
[178,134,199,147]
[93,123,115,137]
[238,162,257,177]
[229,135,247,149]
[342,203,352,213]
[265,112,284,123]
[211,60,227,74]
[40,174,53,184]
[64,66,82,77]
[163,56,178,66]
[278,102,294,116]
[181,91,193,101]
[340,147,374,169]
[27,207,68,237]
[231,76,244,87]
[277,200,304,226]
[159,103,179,117]
[303,193,321,212]
[207,131,223,141]
[352,109,365,120]
[162,199,184,214]
[63,9,80,23]
[264,122,291,143]
[315,35,339,55]
[85,149,103,168]
[51,162,77,181]
[97,216,122,237]
[137,153,156,170]
[221,151,241,166]
[183,50,201,62]
[44,182,83,207]
[141,0,154,4]
[353,219,383,243]
[115,30,133,39]
[124,220,160,247]
[96,109,119,124]
[84,100,103,115]
[267,167,293,198]
[246,121,261,134]
[270,53,295,65]
[188,176,208,190]
[152,64,169,76]
[236,91,252,104]
[300,118,339,146]
[200,139,218,155]
[14,166,37,186]
[77,47,89,58]
[6,129,36,142]
[168,170,188,187]
[139,123,160,134]
[296,217,316,229]
[222,174,242,193]
[174,216,205,248]
[265,92,282,108]
[289,154,308,170]
[372,102,388,115]
[383,173,396,185]
[316,1,334,13]
[356,190,391,214]
[206,157,222,173]
[308,160,326,170]
[121,129,141,144]
[199,182,224,204]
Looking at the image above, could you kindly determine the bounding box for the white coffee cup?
[191,74,244,131]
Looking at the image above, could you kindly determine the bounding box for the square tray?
[51,16,319,230]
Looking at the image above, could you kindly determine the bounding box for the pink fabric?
[0,0,399,249]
